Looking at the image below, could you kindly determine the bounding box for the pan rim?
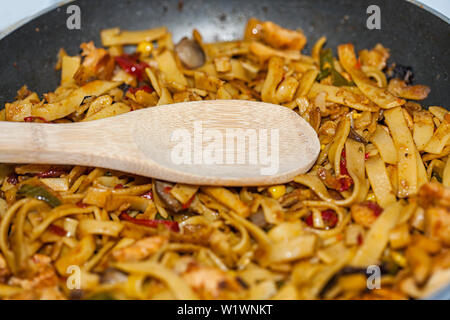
[0,0,448,41]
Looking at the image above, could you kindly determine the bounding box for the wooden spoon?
[0,100,320,186]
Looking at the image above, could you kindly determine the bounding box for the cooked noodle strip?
[351,201,403,266]
[384,107,418,197]
[338,44,404,109]
[365,155,396,207]
[113,260,199,300]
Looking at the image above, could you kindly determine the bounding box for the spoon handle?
[0,121,133,167]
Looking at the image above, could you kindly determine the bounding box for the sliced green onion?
[18,184,61,208]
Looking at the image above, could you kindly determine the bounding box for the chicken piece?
[358,44,390,70]
[182,265,242,299]
[244,18,263,41]
[417,183,450,246]
[7,254,64,299]
[425,206,450,246]
[432,249,450,271]
[8,286,66,300]
[406,246,431,285]
[74,41,115,85]
[15,85,33,100]
[350,201,383,228]
[317,167,341,190]
[111,236,167,262]
[417,182,450,209]
[411,234,442,254]
[387,79,430,100]
[261,21,307,51]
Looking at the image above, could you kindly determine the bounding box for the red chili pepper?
[119,212,179,232]
[163,186,172,194]
[357,233,364,245]
[114,184,124,189]
[305,213,313,227]
[141,191,153,200]
[338,176,353,192]
[128,85,153,94]
[338,149,354,191]
[35,168,66,178]
[304,210,338,229]
[24,116,48,123]
[49,224,67,237]
[182,195,195,209]
[76,201,88,208]
[7,174,18,185]
[363,201,383,217]
[340,149,349,176]
[114,54,149,81]
[355,58,361,70]
[321,209,338,228]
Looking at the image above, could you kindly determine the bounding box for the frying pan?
[0,0,449,299]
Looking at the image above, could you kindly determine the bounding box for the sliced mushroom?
[154,180,183,213]
[100,268,128,284]
[175,37,206,69]
[348,127,367,144]
[248,208,269,229]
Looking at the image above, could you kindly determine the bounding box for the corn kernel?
[320,144,326,150]
[268,185,286,199]
[366,192,376,201]
[352,112,362,119]
[137,41,153,57]
[390,251,407,268]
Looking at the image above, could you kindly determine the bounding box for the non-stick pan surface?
[0,0,449,109]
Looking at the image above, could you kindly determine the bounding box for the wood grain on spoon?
[0,100,320,186]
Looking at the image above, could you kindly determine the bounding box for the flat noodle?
[249,42,301,61]
[82,102,131,121]
[370,125,398,164]
[443,157,450,187]
[55,235,96,275]
[101,27,167,46]
[365,155,396,207]
[155,50,188,86]
[33,80,122,121]
[328,116,350,176]
[114,260,198,300]
[296,69,319,97]
[351,201,403,266]
[61,56,81,86]
[384,107,418,197]
[413,111,434,151]
[0,19,448,301]
[295,140,366,207]
[338,44,405,109]
[308,83,379,112]
[423,119,450,154]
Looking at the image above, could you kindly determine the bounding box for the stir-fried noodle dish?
[0,19,449,300]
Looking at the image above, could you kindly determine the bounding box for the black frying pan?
[0,0,449,108]
[0,0,449,299]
